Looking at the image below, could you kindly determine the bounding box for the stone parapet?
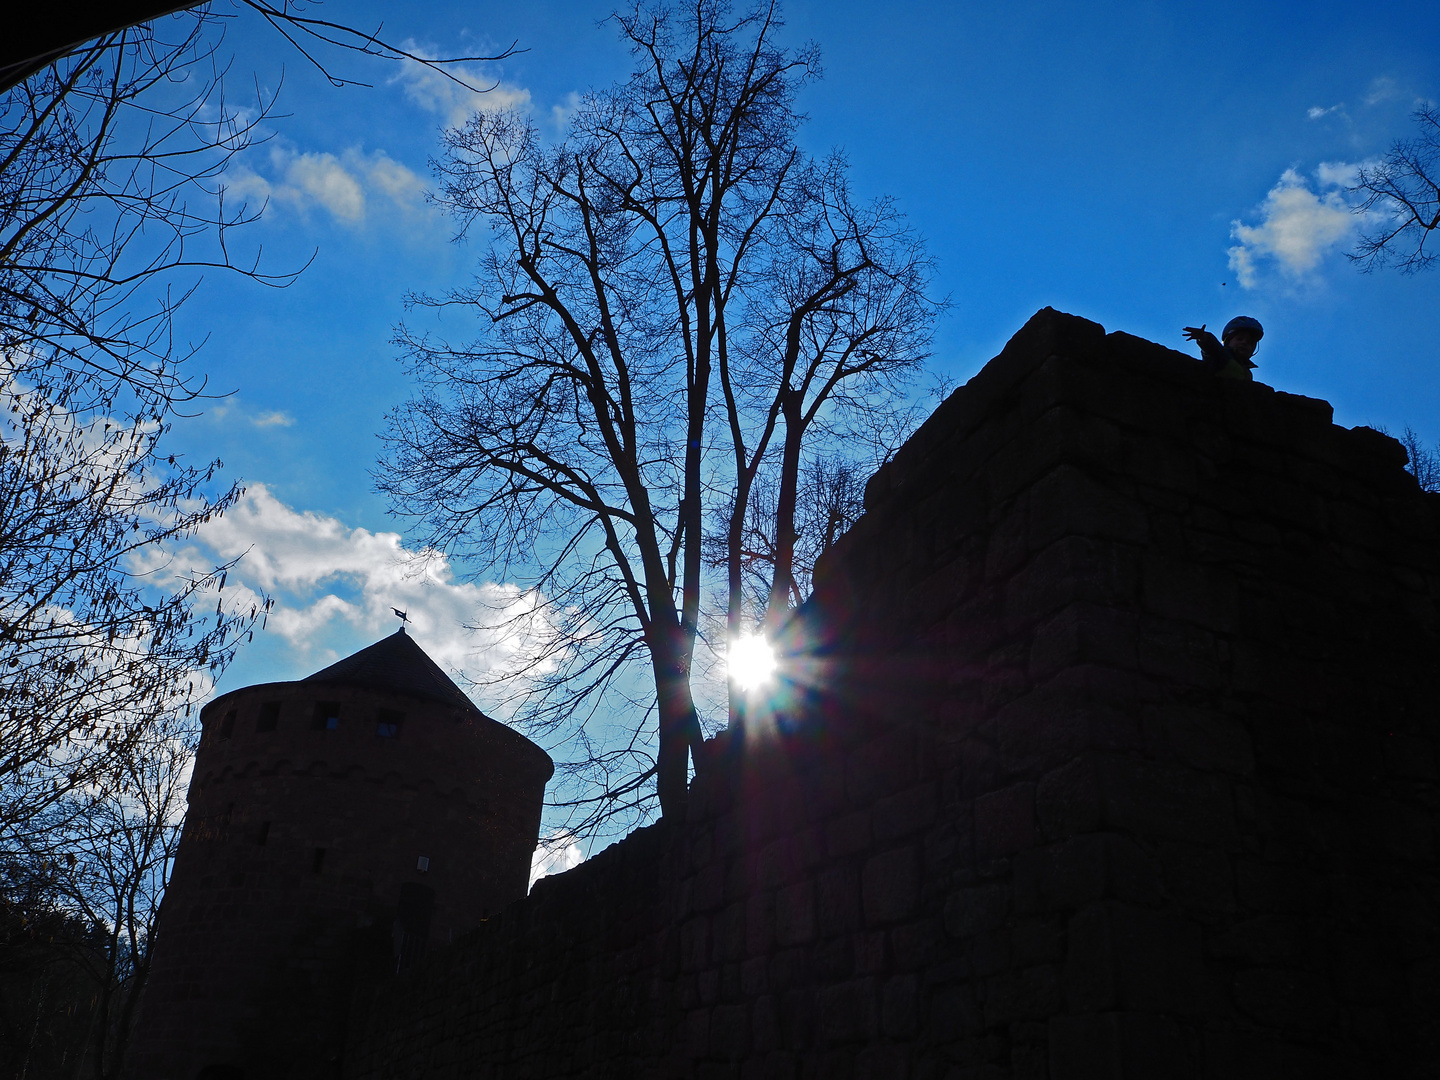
[345,308,1440,1079]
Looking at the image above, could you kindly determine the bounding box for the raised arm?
[1183,324,1227,372]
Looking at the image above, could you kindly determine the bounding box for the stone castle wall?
[345,309,1440,1079]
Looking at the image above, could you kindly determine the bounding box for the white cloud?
[251,411,294,428]
[223,144,427,227]
[529,830,584,888]
[550,92,582,131]
[389,46,534,127]
[1364,76,1401,106]
[1227,167,1359,288]
[1307,103,1344,120]
[1315,160,1362,189]
[156,485,553,687]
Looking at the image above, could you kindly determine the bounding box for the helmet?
[1222,316,1264,342]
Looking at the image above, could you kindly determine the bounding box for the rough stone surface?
[344,309,1440,1078]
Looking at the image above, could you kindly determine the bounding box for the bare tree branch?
[1350,104,1440,274]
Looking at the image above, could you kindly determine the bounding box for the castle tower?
[127,628,552,1080]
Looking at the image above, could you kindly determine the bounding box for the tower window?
[311,701,341,731]
[256,821,270,846]
[218,710,236,740]
[312,847,326,874]
[376,709,404,738]
[256,701,281,733]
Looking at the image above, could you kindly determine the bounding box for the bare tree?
[0,716,188,1079]
[381,1,937,831]
[1398,425,1440,492]
[0,16,272,846]
[1351,104,1440,274]
[13,714,192,1080]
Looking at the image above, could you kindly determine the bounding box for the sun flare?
[728,633,777,692]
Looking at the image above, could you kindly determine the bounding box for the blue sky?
[164,0,1437,738]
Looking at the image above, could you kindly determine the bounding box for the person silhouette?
[1183,315,1263,380]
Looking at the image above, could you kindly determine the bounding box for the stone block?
[684,1006,712,1057]
[1049,1012,1195,1080]
[1036,756,1102,840]
[1030,603,1139,681]
[1157,843,1235,913]
[1004,535,1140,630]
[1135,616,1222,688]
[746,891,775,957]
[816,864,862,936]
[715,902,748,963]
[801,1050,858,1080]
[768,947,806,993]
[749,996,781,1056]
[694,861,730,913]
[1013,917,1065,965]
[984,406,1122,504]
[775,880,815,946]
[1064,901,1206,1014]
[1124,434,1200,492]
[1141,707,1254,776]
[816,978,878,1045]
[812,935,856,981]
[881,974,919,1039]
[710,1002,752,1059]
[1014,837,1107,913]
[742,956,770,997]
[1232,967,1338,1032]
[825,811,873,858]
[944,884,1009,940]
[1027,464,1150,551]
[863,846,919,925]
[997,689,1142,775]
[873,782,939,842]
[1232,858,1323,915]
[984,505,1031,582]
[973,782,1037,860]
[682,916,712,972]
[778,988,815,1049]
[890,918,942,972]
[1370,797,1436,862]
[981,964,1062,1026]
[847,734,917,805]
[854,1044,910,1080]
[971,926,1011,977]
[926,982,984,1040]
[1097,754,1237,844]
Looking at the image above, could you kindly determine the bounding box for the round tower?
[128,628,552,1080]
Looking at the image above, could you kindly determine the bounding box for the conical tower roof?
[302,627,478,713]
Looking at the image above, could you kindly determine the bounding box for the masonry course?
[340,307,1440,1078]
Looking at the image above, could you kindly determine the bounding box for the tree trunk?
[766,388,805,629]
[651,620,696,819]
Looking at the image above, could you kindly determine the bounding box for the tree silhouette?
[381,0,937,830]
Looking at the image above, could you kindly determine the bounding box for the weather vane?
[392,607,410,624]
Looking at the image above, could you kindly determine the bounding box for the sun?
[728,633,777,692]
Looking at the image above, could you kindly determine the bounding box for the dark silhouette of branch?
[1350,105,1440,274]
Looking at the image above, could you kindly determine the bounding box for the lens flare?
[728,633,777,692]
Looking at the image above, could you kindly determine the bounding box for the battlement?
[349,308,1437,1077]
